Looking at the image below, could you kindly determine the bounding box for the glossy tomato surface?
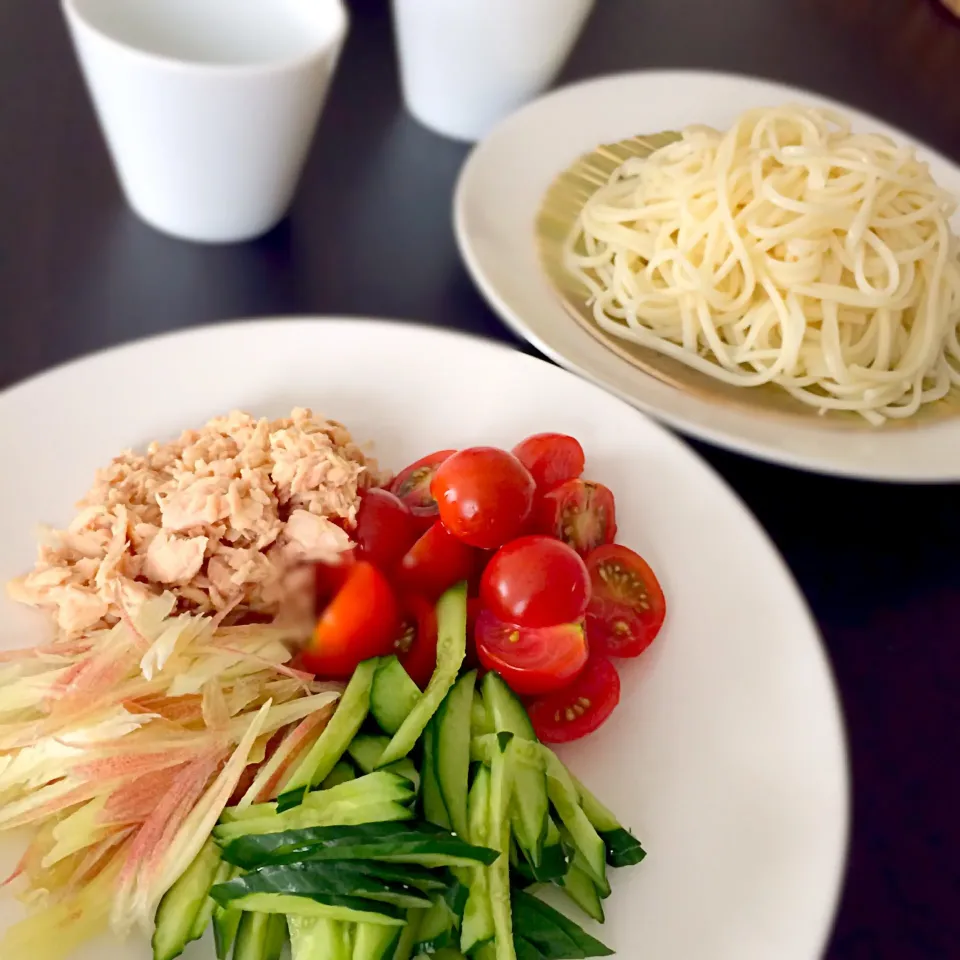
[389,450,456,525]
[303,561,400,678]
[430,446,535,549]
[512,433,585,493]
[537,479,617,556]
[392,593,439,689]
[527,656,621,743]
[479,535,590,629]
[394,520,479,600]
[585,544,666,658]
[474,608,588,696]
[354,488,420,570]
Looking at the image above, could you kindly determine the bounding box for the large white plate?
[0,319,847,960]
[453,69,960,481]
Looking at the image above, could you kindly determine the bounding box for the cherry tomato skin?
[464,597,484,671]
[527,656,621,743]
[314,553,357,609]
[353,489,420,570]
[393,593,439,689]
[480,535,590,629]
[512,433,586,493]
[431,447,536,550]
[394,521,479,600]
[474,609,588,696]
[389,450,457,524]
[303,561,400,678]
[585,544,666,658]
[537,479,617,556]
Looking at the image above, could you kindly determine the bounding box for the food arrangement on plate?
[0,408,664,960]
[536,103,960,426]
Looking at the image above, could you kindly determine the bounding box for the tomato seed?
[565,708,577,722]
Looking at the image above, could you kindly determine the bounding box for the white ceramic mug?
[62,0,349,244]
[391,0,596,143]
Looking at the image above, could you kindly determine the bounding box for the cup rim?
[61,0,349,76]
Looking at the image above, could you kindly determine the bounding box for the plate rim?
[0,315,851,958]
[452,67,960,482]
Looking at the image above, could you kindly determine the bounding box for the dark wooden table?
[2,1,959,956]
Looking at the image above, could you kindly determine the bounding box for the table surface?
[2,1,959,956]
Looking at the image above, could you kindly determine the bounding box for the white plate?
[0,319,848,960]
[454,69,960,481]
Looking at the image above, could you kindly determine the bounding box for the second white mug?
[63,0,349,244]
[392,0,596,143]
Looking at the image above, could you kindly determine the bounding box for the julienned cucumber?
[376,582,468,768]
[460,765,495,954]
[287,917,350,960]
[353,921,401,960]
[434,670,477,840]
[347,735,391,774]
[573,776,647,868]
[369,656,421,736]
[279,659,379,808]
[233,911,286,960]
[482,673,549,868]
[488,736,516,960]
[421,716,452,830]
[210,891,405,926]
[152,837,221,960]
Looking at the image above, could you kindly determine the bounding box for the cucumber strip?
[370,656,422,735]
[460,766,495,954]
[517,818,568,884]
[221,821,499,871]
[510,889,613,958]
[481,674,548,868]
[213,874,242,960]
[414,896,459,954]
[322,760,358,790]
[233,911,286,960]
[152,837,221,960]
[471,691,494,737]
[212,861,434,911]
[558,860,605,923]
[488,739,516,960]
[353,922,402,960]
[288,917,351,960]
[382,758,420,793]
[376,583,468,768]
[279,659,379,808]
[188,855,230,942]
[572,776,647,868]
[421,716,451,829]
[559,825,610,899]
[435,671,477,839]
[215,891,405,925]
[348,734,391,774]
[391,909,423,960]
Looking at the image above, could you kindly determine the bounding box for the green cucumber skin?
[370,657,422,736]
[434,671,478,840]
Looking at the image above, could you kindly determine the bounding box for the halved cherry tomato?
[430,447,536,550]
[474,609,588,696]
[389,450,456,528]
[465,597,484,671]
[537,479,617,556]
[353,488,420,570]
[527,656,620,743]
[303,560,400,678]
[392,594,439,689]
[585,544,666,657]
[480,535,590,629]
[394,521,479,600]
[314,552,357,609]
[512,433,586,493]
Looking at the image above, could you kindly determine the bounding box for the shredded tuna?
[9,409,383,636]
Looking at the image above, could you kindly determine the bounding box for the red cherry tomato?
[480,535,590,629]
[353,488,420,570]
[585,544,666,658]
[314,553,357,609]
[512,433,586,493]
[303,561,400,678]
[537,479,617,556]
[465,597,484,671]
[389,451,457,528]
[395,521,479,600]
[430,447,535,550]
[392,594,439,689]
[527,656,621,743]
[474,609,588,696]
